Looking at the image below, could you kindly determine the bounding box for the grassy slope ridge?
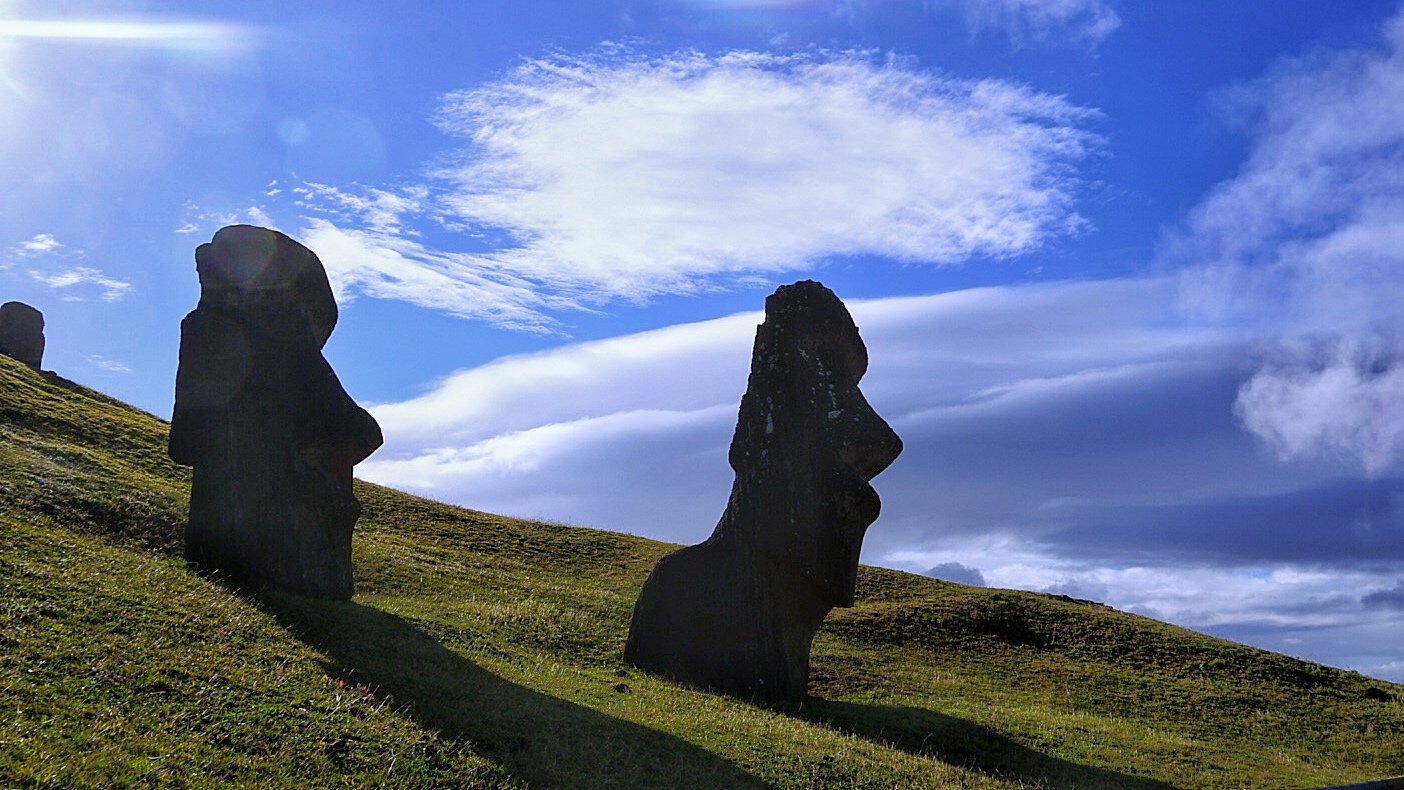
[0,353,1400,789]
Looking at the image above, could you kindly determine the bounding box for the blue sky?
[3,0,1404,683]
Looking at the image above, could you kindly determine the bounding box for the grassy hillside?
[1,351,1400,789]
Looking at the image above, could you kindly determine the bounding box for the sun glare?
[0,17,255,51]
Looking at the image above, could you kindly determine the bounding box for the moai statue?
[624,280,902,700]
[0,301,45,370]
[169,225,382,600]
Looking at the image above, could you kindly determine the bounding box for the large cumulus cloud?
[1166,11,1404,477]
[291,49,1096,329]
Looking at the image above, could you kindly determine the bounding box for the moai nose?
[834,392,902,481]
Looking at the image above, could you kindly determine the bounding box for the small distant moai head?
[720,280,902,608]
[0,301,45,370]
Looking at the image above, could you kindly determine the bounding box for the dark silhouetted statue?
[169,225,382,600]
[624,280,902,700]
[0,301,44,370]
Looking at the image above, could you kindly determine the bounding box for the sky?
[2,0,1404,683]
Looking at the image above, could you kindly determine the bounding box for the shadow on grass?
[257,594,773,790]
[792,699,1179,790]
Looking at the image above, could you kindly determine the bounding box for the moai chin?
[624,280,902,700]
[0,301,45,370]
[169,225,383,600]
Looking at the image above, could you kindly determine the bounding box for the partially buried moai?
[624,280,902,700]
[0,301,45,370]
[169,225,382,600]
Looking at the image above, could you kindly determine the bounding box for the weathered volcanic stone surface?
[169,225,382,600]
[624,280,902,700]
[0,301,45,370]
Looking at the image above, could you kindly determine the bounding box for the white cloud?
[891,539,1404,682]
[678,0,1120,45]
[1159,8,1404,474]
[365,277,1202,470]
[1166,10,1404,301]
[0,17,258,54]
[942,0,1120,45]
[177,205,288,238]
[367,407,729,485]
[13,233,64,256]
[367,308,760,456]
[8,234,133,301]
[361,278,1236,513]
[298,219,574,332]
[435,50,1095,292]
[84,355,133,374]
[28,266,133,302]
[1236,335,1404,474]
[294,50,1096,326]
[361,405,737,531]
[244,205,275,229]
[1170,48,1404,326]
[356,277,1402,679]
[295,183,425,235]
[922,561,987,586]
[359,277,1256,542]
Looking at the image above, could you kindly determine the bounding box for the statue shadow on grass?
[789,698,1180,790]
[255,593,774,790]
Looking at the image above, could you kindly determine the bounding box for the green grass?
[1,352,1401,788]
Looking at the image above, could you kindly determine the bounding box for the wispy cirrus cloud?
[293,49,1097,328]
[676,0,1120,45]
[940,0,1120,45]
[29,266,133,302]
[84,355,133,374]
[8,233,133,302]
[298,219,577,332]
[434,50,1096,290]
[12,233,64,256]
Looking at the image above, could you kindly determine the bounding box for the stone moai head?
[195,224,338,348]
[171,224,381,600]
[719,280,902,608]
[623,280,902,700]
[0,301,45,371]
